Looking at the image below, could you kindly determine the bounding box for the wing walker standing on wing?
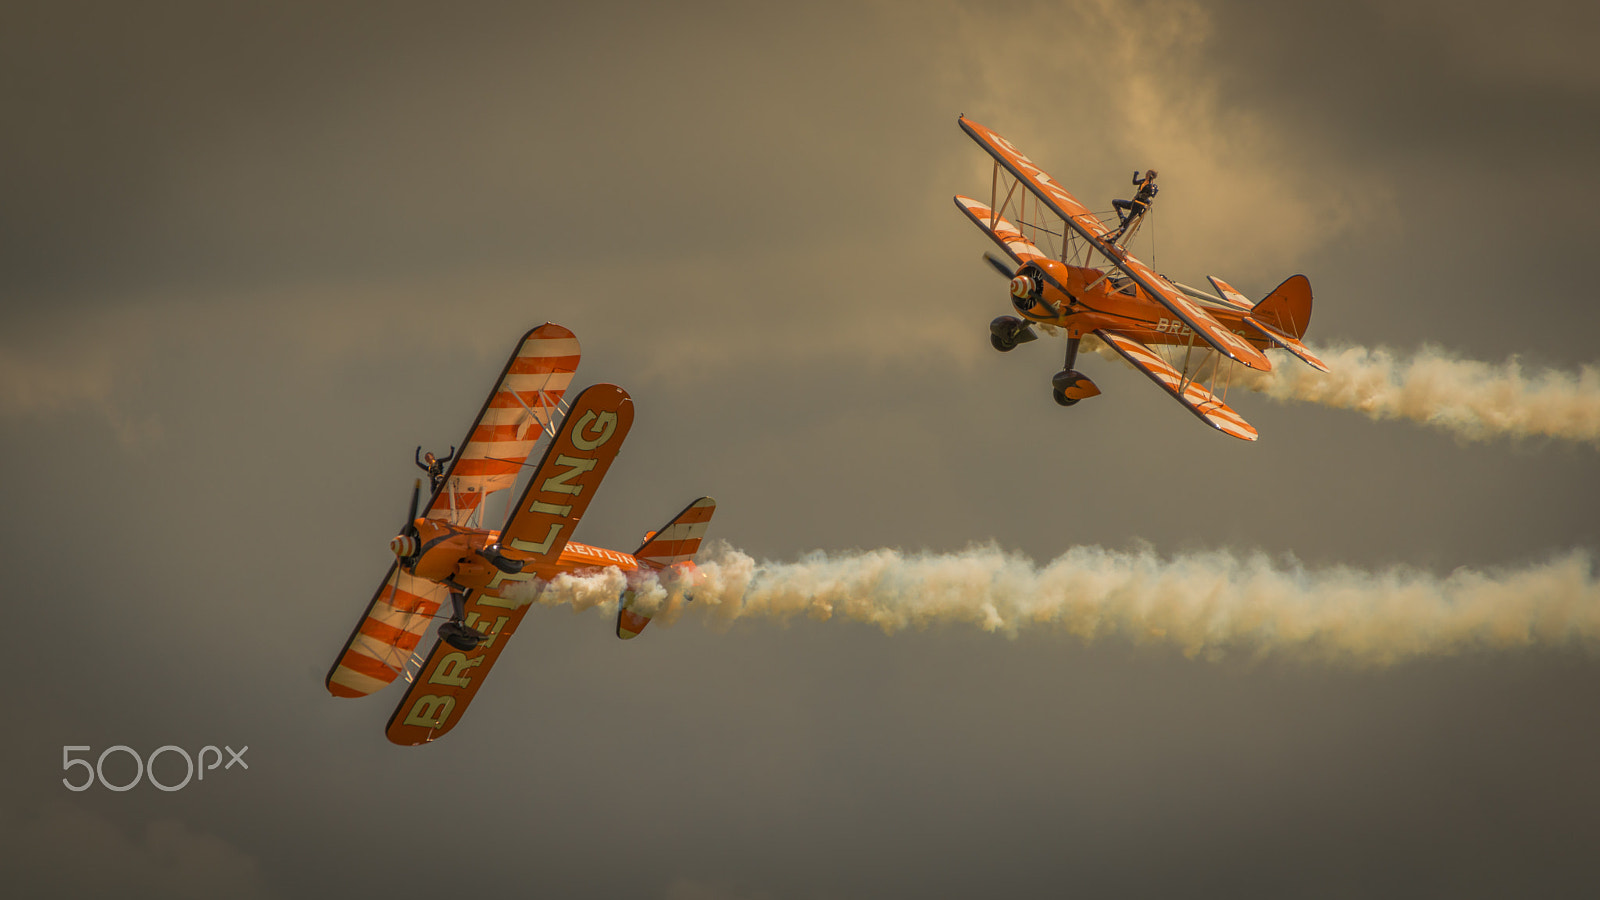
[954,116,1329,441]
[1108,169,1158,246]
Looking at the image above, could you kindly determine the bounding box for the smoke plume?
[1085,339,1600,443]
[538,541,1600,666]
[1207,342,1598,444]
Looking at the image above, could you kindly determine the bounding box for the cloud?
[947,0,1398,278]
[0,306,162,445]
[0,804,274,900]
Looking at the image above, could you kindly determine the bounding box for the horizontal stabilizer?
[1243,316,1329,372]
[619,497,717,640]
[1204,276,1255,311]
[1096,330,1259,441]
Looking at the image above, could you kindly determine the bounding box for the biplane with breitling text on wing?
[325,324,716,745]
[954,116,1329,441]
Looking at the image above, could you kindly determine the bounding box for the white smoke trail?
[1085,339,1600,443]
[1093,337,1600,444]
[537,541,1600,665]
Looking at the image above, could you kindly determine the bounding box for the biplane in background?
[325,323,716,745]
[954,116,1329,441]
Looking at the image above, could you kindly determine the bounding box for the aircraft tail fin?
[618,497,716,640]
[1249,274,1313,339]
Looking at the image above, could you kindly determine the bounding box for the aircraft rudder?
[1250,274,1313,339]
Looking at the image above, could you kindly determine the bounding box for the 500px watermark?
[62,745,249,792]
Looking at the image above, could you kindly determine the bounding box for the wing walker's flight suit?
[1111,169,1158,237]
[415,445,456,494]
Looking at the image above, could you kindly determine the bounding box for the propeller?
[983,252,1014,279]
[983,252,1043,303]
[389,478,424,564]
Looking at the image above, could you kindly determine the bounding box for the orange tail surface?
[618,497,717,640]
[1249,274,1313,339]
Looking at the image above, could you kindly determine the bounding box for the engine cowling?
[1008,261,1077,318]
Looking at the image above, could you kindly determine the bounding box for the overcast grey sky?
[3,2,1599,898]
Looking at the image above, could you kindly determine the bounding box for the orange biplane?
[955,116,1328,441]
[325,324,715,745]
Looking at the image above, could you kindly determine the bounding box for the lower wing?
[325,565,448,698]
[1096,330,1259,442]
[953,195,1052,267]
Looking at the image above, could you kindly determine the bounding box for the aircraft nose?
[391,533,418,558]
[1010,273,1035,299]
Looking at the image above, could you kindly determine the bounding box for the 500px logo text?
[62,745,249,792]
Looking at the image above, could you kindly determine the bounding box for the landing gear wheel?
[990,315,1035,353]
[439,620,485,651]
[1050,367,1100,407]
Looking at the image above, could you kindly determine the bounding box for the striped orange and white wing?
[959,116,1118,245]
[953,196,1052,268]
[325,564,450,698]
[427,323,581,527]
[1096,330,1259,442]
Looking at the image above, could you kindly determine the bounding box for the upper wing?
[959,117,1119,245]
[1096,330,1259,442]
[959,117,1271,372]
[953,196,1052,268]
[427,323,581,527]
[324,564,449,698]
[384,384,635,745]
